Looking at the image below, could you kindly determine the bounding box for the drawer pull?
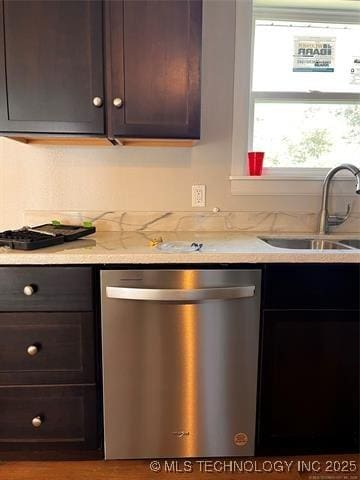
[23,285,36,296]
[92,96,103,108]
[27,344,39,356]
[113,97,123,108]
[31,416,43,428]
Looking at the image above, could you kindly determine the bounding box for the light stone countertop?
[0,231,359,264]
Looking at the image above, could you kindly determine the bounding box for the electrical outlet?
[192,185,206,207]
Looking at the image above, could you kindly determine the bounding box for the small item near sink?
[191,242,203,251]
[149,237,163,247]
[157,241,204,253]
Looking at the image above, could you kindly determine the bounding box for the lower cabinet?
[0,263,358,459]
[0,312,95,385]
[0,385,98,450]
[0,266,101,459]
[257,308,359,455]
[257,263,359,455]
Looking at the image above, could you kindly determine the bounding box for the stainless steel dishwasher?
[101,269,261,459]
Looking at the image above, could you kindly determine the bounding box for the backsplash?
[24,210,360,234]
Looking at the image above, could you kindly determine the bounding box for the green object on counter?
[83,221,93,228]
[51,220,61,226]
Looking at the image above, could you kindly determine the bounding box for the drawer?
[0,312,96,385]
[0,385,98,450]
[263,264,360,310]
[0,267,93,311]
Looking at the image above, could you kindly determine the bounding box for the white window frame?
[230,0,360,195]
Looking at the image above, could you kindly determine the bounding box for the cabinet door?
[0,312,95,385]
[0,266,93,312]
[0,385,98,451]
[0,0,104,134]
[257,310,359,455]
[263,264,360,310]
[106,0,202,139]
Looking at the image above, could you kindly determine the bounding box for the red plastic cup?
[248,151,264,176]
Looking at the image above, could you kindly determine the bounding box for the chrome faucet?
[319,163,360,235]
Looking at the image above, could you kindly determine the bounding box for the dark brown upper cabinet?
[0,0,105,135]
[0,0,202,145]
[105,0,202,140]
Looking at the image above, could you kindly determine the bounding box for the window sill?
[230,175,358,196]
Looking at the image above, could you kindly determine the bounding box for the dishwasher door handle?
[106,285,255,302]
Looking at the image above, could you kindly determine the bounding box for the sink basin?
[338,239,360,249]
[259,237,357,250]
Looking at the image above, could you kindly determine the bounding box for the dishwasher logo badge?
[172,431,190,438]
[233,432,248,447]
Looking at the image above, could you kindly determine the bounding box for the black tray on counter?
[0,224,96,250]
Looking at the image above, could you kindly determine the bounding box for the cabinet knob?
[23,285,35,296]
[27,344,39,356]
[31,416,43,428]
[113,97,123,108]
[92,96,103,108]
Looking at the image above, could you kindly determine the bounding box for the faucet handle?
[328,202,352,227]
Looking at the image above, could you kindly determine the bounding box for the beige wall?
[0,0,358,230]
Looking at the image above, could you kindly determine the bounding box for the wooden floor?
[0,454,359,480]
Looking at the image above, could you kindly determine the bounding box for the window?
[250,8,360,170]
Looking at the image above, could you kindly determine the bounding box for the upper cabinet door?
[0,0,104,134]
[106,0,202,139]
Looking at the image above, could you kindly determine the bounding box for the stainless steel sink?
[259,237,358,250]
[338,239,360,249]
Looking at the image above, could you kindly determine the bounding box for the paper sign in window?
[293,36,336,73]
